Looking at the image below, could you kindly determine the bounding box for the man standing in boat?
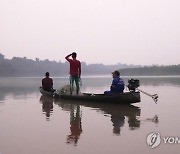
[42,72,54,92]
[104,71,124,95]
[65,52,81,95]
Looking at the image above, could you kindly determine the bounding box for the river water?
[0,76,179,154]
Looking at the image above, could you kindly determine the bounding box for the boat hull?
[60,92,140,104]
[39,87,55,97]
[39,87,141,104]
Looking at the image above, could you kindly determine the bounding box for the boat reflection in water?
[39,96,54,121]
[97,102,141,134]
[54,99,141,143]
[39,96,159,145]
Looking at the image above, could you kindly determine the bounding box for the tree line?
[0,53,137,77]
[119,65,180,76]
[0,53,179,77]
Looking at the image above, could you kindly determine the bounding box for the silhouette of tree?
[0,53,179,77]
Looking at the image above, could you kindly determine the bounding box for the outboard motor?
[128,79,140,92]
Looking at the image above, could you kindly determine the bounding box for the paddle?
[137,88,158,103]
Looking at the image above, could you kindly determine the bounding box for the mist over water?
[0,76,180,154]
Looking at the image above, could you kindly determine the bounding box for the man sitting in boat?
[104,71,124,95]
[42,72,54,92]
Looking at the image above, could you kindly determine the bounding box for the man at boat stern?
[42,72,54,92]
[65,52,81,95]
[104,71,124,95]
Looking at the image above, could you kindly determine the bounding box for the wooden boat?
[39,87,140,104]
[60,92,140,104]
[39,87,58,97]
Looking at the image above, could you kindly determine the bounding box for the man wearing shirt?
[65,52,81,95]
[42,72,54,92]
[104,71,124,95]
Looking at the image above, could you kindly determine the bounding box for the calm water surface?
[0,76,180,154]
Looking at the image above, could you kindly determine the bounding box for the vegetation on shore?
[0,53,179,77]
[119,65,180,76]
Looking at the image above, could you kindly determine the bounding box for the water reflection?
[39,96,53,121]
[100,104,141,132]
[143,115,159,124]
[55,100,141,138]
[66,105,82,145]
[111,114,125,135]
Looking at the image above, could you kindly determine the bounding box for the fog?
[0,0,180,65]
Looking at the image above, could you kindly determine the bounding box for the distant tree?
[0,53,5,61]
[35,58,40,62]
[0,52,179,77]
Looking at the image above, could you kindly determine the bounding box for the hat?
[112,71,120,76]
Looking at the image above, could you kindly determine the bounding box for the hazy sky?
[0,0,180,65]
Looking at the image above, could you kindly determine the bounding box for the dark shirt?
[111,77,124,93]
[42,77,53,92]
